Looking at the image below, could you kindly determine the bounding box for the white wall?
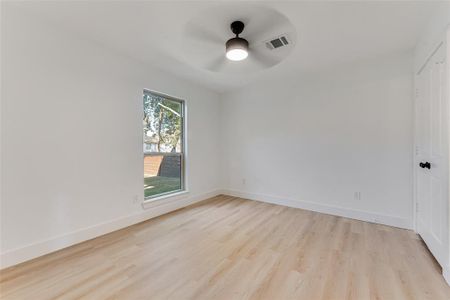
[1,5,221,267]
[221,53,414,229]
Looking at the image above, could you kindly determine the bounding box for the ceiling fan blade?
[246,21,283,44]
[205,53,227,72]
[185,22,224,46]
[249,47,278,67]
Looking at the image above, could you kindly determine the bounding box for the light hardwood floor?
[1,195,450,299]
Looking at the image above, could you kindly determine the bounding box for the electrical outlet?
[242,178,246,185]
[132,195,139,204]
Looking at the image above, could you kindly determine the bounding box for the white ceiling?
[14,1,440,93]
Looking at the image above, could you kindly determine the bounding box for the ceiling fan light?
[226,37,249,61]
[226,48,248,61]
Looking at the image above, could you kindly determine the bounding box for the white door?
[415,41,448,268]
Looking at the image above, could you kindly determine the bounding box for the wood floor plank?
[1,195,449,299]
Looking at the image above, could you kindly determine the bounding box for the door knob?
[419,162,431,169]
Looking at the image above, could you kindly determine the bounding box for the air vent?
[265,35,290,50]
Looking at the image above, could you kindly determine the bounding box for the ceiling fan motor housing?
[226,37,249,51]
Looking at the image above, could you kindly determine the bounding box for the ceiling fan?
[225,21,249,61]
[182,8,294,72]
[201,20,278,71]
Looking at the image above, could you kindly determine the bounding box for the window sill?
[142,190,189,209]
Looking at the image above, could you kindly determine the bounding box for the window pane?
[143,93,182,153]
[143,90,184,199]
[144,154,182,198]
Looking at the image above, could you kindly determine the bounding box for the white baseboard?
[222,189,413,230]
[0,189,221,270]
[0,189,414,269]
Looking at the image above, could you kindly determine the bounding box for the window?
[143,90,185,199]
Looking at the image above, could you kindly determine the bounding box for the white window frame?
[143,89,186,201]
